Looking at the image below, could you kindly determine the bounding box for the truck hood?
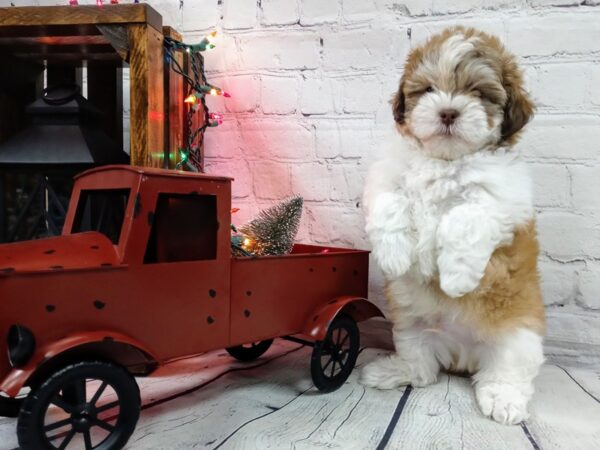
[0,232,120,276]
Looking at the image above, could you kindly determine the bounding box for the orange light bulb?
[207,31,217,43]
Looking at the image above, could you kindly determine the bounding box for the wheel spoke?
[84,429,93,450]
[330,359,337,378]
[73,378,86,404]
[91,417,116,432]
[96,400,120,413]
[57,428,76,450]
[322,356,334,372]
[339,332,350,348]
[44,417,72,433]
[51,394,75,414]
[336,329,344,346]
[89,381,108,406]
[339,349,350,365]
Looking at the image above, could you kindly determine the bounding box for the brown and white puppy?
[361,27,545,425]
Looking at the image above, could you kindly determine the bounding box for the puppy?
[360,27,545,425]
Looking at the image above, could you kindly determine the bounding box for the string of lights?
[163,32,228,172]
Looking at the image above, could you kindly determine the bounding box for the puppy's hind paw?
[476,382,530,425]
[359,356,411,390]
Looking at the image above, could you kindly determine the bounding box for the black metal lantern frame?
[0,86,129,243]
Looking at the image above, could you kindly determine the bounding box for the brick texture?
[5,0,599,364]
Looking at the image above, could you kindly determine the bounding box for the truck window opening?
[71,189,131,244]
[144,193,218,264]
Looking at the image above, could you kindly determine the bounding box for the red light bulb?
[209,112,223,124]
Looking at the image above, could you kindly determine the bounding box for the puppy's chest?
[401,169,468,275]
[403,170,465,233]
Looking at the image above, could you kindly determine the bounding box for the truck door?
[128,188,231,361]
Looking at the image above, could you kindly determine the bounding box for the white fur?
[363,133,533,290]
[410,91,501,160]
[361,120,541,426]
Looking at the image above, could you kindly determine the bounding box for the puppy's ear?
[391,81,406,124]
[500,62,534,144]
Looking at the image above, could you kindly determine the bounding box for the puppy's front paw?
[476,382,530,425]
[439,269,480,298]
[373,241,411,278]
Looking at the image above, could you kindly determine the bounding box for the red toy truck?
[0,166,382,450]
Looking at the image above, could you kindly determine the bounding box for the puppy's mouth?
[438,125,455,137]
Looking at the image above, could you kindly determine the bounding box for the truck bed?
[229,244,370,347]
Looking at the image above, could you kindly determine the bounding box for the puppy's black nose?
[439,109,459,126]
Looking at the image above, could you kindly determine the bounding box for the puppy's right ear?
[391,81,406,124]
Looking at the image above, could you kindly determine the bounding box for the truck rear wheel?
[311,315,360,393]
[17,360,140,450]
[226,339,274,362]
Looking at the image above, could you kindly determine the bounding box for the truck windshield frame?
[71,188,131,245]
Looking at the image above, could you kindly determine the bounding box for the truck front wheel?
[17,360,140,450]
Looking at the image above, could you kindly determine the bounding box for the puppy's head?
[393,27,534,160]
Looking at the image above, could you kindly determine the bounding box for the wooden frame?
[0,4,170,168]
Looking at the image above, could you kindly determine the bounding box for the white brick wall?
[3,0,599,366]
[202,0,600,366]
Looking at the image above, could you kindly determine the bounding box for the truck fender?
[302,296,384,341]
[0,331,159,397]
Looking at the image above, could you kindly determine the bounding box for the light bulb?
[209,112,223,124]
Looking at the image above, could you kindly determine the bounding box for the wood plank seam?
[555,364,600,404]
[375,385,413,450]
[521,423,542,450]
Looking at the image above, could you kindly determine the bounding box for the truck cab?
[62,165,235,358]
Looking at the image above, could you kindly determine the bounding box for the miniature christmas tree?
[232,196,303,256]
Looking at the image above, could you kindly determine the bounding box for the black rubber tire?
[311,315,360,393]
[0,396,23,418]
[17,360,140,450]
[226,339,274,362]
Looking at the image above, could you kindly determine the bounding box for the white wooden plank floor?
[1,319,599,450]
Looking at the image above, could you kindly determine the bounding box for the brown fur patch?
[434,220,545,338]
[392,26,534,145]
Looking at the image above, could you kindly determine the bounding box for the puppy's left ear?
[500,61,534,144]
[391,81,406,124]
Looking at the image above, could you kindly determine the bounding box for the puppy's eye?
[425,86,434,93]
